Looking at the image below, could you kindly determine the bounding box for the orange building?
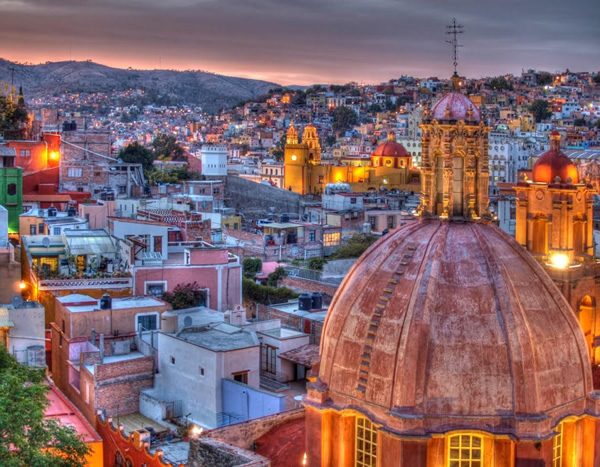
[515,130,600,364]
[283,121,419,194]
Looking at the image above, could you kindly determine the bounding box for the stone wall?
[187,437,267,467]
[280,277,338,301]
[225,175,301,216]
[205,408,305,450]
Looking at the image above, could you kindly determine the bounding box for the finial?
[446,18,464,77]
[387,131,395,142]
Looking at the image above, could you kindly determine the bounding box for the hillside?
[0,59,279,112]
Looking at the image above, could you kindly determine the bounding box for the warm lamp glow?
[302,452,307,465]
[291,155,297,161]
[19,281,26,290]
[50,151,59,160]
[190,425,203,437]
[550,253,569,269]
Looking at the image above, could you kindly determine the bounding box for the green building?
[0,147,23,234]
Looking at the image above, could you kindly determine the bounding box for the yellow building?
[283,121,419,194]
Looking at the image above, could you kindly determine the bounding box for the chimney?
[229,305,247,326]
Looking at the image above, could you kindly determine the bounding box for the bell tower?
[419,94,490,218]
[515,130,599,363]
[283,121,310,194]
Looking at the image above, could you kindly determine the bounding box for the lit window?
[553,423,563,467]
[20,149,31,158]
[323,232,341,247]
[448,434,482,467]
[355,416,377,467]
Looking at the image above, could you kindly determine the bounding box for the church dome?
[316,219,593,438]
[532,131,578,184]
[372,141,410,158]
[430,92,481,122]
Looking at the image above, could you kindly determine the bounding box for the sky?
[0,0,598,85]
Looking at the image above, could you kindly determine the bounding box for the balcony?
[35,271,132,291]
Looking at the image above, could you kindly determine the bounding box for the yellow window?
[448,434,482,467]
[356,416,377,467]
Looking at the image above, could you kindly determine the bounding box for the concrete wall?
[221,378,285,424]
[7,302,46,359]
[225,175,301,216]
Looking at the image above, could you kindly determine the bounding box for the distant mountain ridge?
[0,59,280,112]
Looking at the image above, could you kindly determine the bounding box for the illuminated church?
[283,121,420,194]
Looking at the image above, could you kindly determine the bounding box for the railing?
[284,266,323,283]
[216,412,246,427]
[37,276,133,291]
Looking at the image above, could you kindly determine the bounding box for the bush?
[162,282,206,310]
[332,234,378,259]
[243,258,263,278]
[242,277,298,305]
[307,257,327,271]
[266,267,287,287]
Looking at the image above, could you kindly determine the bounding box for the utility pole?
[446,18,464,77]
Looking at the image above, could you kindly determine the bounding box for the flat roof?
[58,294,165,312]
[84,351,146,375]
[45,384,102,442]
[269,301,328,322]
[258,328,307,339]
[172,322,259,351]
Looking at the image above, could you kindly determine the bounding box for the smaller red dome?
[532,132,578,184]
[372,141,410,158]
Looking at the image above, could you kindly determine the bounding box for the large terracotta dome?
[315,219,593,438]
[430,92,481,122]
[532,131,578,184]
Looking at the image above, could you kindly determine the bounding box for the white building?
[201,145,228,176]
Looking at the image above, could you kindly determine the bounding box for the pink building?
[110,218,242,311]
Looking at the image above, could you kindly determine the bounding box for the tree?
[332,234,378,259]
[529,99,552,123]
[307,257,327,271]
[119,142,155,171]
[573,118,587,128]
[266,266,287,287]
[151,133,185,161]
[536,72,553,86]
[593,74,600,85]
[162,282,207,310]
[0,94,28,139]
[332,106,358,134]
[489,77,512,91]
[243,257,263,278]
[0,348,90,466]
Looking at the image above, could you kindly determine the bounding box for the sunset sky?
[1,0,598,85]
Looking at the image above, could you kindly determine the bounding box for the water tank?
[47,207,57,217]
[67,207,77,217]
[161,312,178,332]
[311,292,323,310]
[280,214,290,223]
[99,294,112,310]
[298,294,312,311]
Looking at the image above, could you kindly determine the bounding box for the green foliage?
[529,99,552,123]
[307,257,327,271]
[536,72,553,86]
[489,77,513,91]
[0,348,90,466]
[162,282,206,310]
[573,118,587,127]
[242,277,298,305]
[243,258,263,278]
[152,133,185,161]
[119,142,155,171]
[593,75,600,84]
[266,266,287,287]
[332,234,378,259]
[324,135,337,148]
[367,103,383,113]
[332,106,358,134]
[0,94,28,139]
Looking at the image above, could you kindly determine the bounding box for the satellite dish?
[117,158,123,163]
[42,237,50,248]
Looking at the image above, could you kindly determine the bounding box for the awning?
[65,234,116,256]
[278,344,320,367]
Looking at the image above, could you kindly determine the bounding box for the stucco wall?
[225,175,301,216]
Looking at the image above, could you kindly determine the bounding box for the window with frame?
[447,434,482,467]
[552,423,563,467]
[7,183,16,196]
[261,344,277,375]
[137,313,158,331]
[30,224,36,235]
[67,167,83,178]
[20,149,31,158]
[355,416,377,467]
[232,371,248,384]
[323,232,341,247]
[387,216,395,229]
[309,231,316,242]
[38,223,45,234]
[53,227,61,235]
[147,283,164,298]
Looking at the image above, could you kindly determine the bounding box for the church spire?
[286,120,298,145]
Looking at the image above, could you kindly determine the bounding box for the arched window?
[531,215,547,255]
[573,214,585,255]
[355,416,377,467]
[448,434,482,467]
[553,423,563,467]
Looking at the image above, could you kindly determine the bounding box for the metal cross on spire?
[446,18,464,76]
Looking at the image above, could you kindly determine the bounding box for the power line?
[446,18,464,76]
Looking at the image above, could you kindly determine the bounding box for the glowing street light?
[50,151,59,160]
[19,281,26,290]
[550,253,569,269]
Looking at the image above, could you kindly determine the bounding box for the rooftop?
[172,322,259,351]
[83,351,147,375]
[258,328,307,339]
[58,294,165,313]
[45,384,101,443]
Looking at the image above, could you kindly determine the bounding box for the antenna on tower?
[446,18,464,77]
